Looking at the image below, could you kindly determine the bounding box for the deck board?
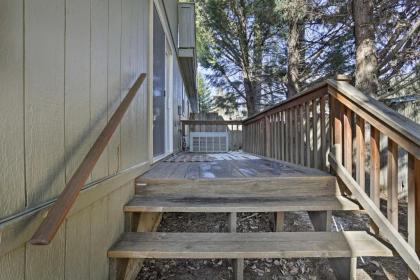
[108,231,393,259]
[143,152,326,180]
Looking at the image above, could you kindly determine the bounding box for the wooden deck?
[141,152,326,180]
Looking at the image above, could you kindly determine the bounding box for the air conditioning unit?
[190,132,228,152]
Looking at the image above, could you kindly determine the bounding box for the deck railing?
[242,77,420,277]
[30,73,147,245]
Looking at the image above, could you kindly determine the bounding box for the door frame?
[150,0,175,163]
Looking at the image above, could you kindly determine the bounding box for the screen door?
[153,5,166,157]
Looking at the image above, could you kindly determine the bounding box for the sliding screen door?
[153,5,166,157]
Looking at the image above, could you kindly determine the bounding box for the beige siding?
[24,0,66,208]
[65,209,91,280]
[91,0,110,181]
[0,247,25,280]
[25,227,65,280]
[0,0,25,219]
[0,0,190,278]
[107,0,123,175]
[64,0,91,184]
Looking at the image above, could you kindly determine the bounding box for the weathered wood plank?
[108,231,393,259]
[125,195,360,213]
[343,108,352,173]
[330,154,420,278]
[387,139,398,229]
[333,100,343,164]
[370,127,380,207]
[313,99,319,169]
[408,154,420,280]
[305,102,311,167]
[355,116,365,191]
[327,80,420,158]
[0,0,25,219]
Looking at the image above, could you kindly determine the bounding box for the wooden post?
[229,213,243,280]
[343,108,352,173]
[333,101,343,165]
[408,154,420,280]
[275,212,285,232]
[265,116,271,157]
[308,211,331,231]
[320,97,327,170]
[370,126,380,235]
[305,102,311,167]
[312,100,318,168]
[355,116,365,191]
[387,139,398,229]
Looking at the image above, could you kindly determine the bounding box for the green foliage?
[197,73,215,113]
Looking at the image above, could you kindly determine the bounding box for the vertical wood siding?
[0,0,156,278]
[0,0,25,219]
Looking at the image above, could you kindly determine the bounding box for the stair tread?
[125,195,360,212]
[108,231,393,259]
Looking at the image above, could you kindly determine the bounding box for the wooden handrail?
[242,78,420,277]
[30,73,147,245]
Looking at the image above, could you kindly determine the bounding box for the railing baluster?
[407,154,420,279]
[343,108,352,173]
[280,111,285,160]
[299,105,305,165]
[356,116,366,191]
[387,138,398,228]
[333,101,343,165]
[370,126,380,207]
[305,102,311,167]
[295,107,298,163]
[320,96,326,170]
[312,99,318,169]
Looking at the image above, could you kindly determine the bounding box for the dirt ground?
[137,199,408,280]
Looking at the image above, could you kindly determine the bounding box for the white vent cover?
[190,132,228,152]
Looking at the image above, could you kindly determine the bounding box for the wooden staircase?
[108,175,393,280]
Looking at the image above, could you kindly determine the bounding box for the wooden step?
[108,231,393,259]
[124,195,360,212]
[135,176,339,196]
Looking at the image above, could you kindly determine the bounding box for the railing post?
[265,116,271,157]
[408,154,420,280]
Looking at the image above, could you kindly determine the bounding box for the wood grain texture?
[330,154,420,278]
[355,116,365,191]
[0,0,25,219]
[90,0,110,181]
[108,231,393,259]
[370,127,380,207]
[407,155,420,279]
[387,139,398,228]
[0,246,25,280]
[327,80,420,157]
[125,195,360,213]
[25,0,66,207]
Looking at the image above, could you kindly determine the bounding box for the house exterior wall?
[0,0,193,279]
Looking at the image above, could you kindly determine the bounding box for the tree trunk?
[352,0,379,97]
[287,19,304,98]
